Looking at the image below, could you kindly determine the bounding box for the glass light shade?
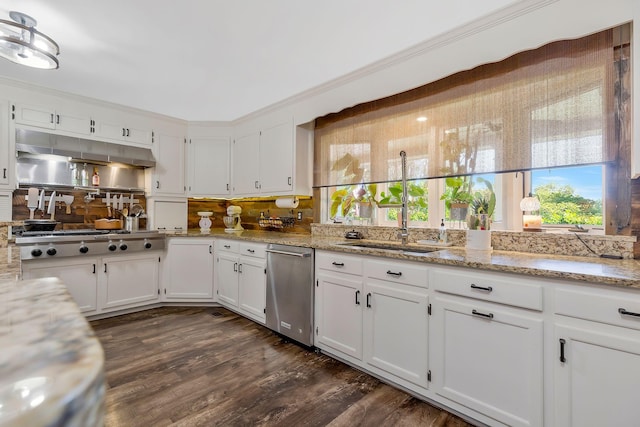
[0,12,59,70]
[520,195,541,212]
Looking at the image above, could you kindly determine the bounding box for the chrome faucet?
[377,150,410,244]
[398,150,409,245]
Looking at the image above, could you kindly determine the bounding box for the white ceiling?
[0,1,518,122]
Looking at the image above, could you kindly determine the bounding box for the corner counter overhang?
[0,277,105,427]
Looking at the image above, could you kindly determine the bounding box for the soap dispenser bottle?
[439,218,447,244]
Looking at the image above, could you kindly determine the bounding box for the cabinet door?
[0,100,11,186]
[164,239,214,300]
[13,103,55,129]
[238,256,266,323]
[188,136,231,196]
[149,200,187,231]
[152,132,185,196]
[216,253,239,308]
[363,280,429,388]
[259,121,293,194]
[126,125,151,145]
[431,295,543,427]
[102,254,160,310]
[555,322,640,426]
[55,110,91,135]
[315,272,363,359]
[94,118,126,141]
[232,132,260,196]
[22,259,99,314]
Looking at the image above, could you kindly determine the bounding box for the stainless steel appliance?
[16,229,165,261]
[265,244,314,347]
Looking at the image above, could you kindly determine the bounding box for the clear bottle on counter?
[439,218,448,244]
[80,163,89,187]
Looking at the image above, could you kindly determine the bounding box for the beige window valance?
[314,29,615,187]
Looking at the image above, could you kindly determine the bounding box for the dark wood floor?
[91,307,473,427]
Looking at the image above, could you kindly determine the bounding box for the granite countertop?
[168,229,640,289]
[0,278,105,426]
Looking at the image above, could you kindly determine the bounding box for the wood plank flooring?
[90,307,473,427]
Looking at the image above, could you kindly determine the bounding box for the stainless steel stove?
[16,229,165,261]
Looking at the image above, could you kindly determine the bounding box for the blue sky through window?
[532,165,603,201]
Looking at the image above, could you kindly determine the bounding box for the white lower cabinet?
[22,252,161,316]
[215,239,267,323]
[314,250,429,390]
[553,285,640,426]
[22,258,99,314]
[363,279,429,388]
[315,271,363,359]
[162,238,214,300]
[431,295,543,427]
[101,253,160,310]
[430,266,544,427]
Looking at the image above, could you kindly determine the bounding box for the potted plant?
[466,178,496,251]
[440,176,473,221]
[378,181,428,224]
[330,183,379,219]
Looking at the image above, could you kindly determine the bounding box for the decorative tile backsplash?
[311,224,636,259]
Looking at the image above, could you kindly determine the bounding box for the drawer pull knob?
[332,262,345,267]
[472,309,493,319]
[470,284,493,292]
[247,249,255,253]
[618,308,640,318]
[355,290,360,305]
[386,270,402,277]
[559,338,567,363]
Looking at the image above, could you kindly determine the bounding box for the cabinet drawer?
[216,239,239,253]
[555,287,640,331]
[365,259,428,288]
[316,251,363,276]
[431,267,543,311]
[239,242,266,259]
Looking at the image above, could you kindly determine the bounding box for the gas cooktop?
[18,229,132,237]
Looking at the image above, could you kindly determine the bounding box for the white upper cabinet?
[232,131,261,196]
[0,99,13,187]
[92,109,152,146]
[147,130,186,197]
[188,136,231,197]
[231,118,312,197]
[13,102,91,135]
[259,121,294,194]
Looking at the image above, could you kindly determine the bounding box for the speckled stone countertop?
[0,277,105,426]
[168,229,640,289]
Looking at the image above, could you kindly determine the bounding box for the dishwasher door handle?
[266,249,311,258]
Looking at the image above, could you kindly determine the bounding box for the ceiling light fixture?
[0,11,59,70]
[416,116,427,122]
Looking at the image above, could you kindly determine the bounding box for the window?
[530,165,604,229]
[314,25,629,234]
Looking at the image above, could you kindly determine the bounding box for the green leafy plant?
[440,176,473,210]
[471,177,496,217]
[379,181,427,210]
[330,183,378,219]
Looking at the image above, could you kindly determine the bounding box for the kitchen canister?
[125,216,139,232]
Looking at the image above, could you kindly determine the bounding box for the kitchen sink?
[337,242,438,254]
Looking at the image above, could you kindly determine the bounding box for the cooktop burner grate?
[18,229,132,237]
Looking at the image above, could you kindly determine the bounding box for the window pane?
[531,165,603,226]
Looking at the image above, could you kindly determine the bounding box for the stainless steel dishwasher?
[265,244,314,347]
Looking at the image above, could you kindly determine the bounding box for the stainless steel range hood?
[15,129,156,167]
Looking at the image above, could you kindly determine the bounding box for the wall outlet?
[297,211,303,221]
